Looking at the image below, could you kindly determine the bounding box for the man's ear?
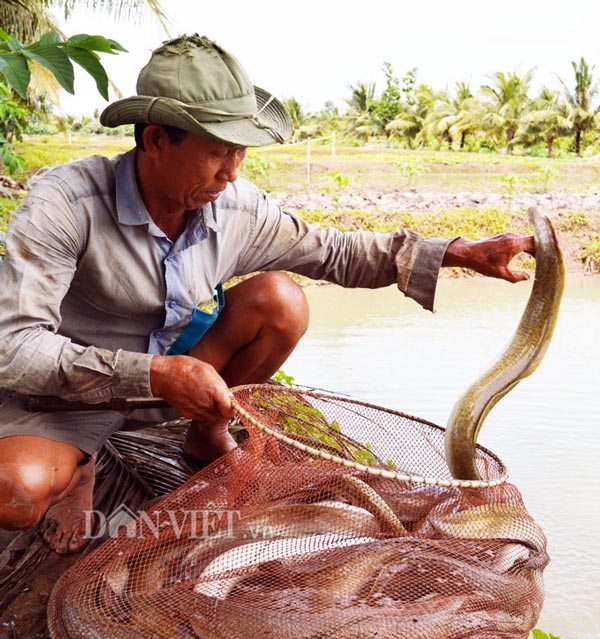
[142,125,166,153]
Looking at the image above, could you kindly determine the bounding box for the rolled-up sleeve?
[395,233,455,312]
[0,184,153,402]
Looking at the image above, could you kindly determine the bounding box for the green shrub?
[241,155,274,184]
[559,212,589,232]
[0,196,19,231]
[531,629,563,639]
[298,207,517,239]
[535,165,559,192]
[582,233,600,273]
[394,160,427,187]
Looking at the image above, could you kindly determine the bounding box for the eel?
[445,207,565,480]
[193,534,380,599]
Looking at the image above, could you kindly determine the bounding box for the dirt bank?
[269,188,600,275]
[270,187,600,216]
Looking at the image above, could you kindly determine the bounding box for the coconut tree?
[425,82,474,149]
[480,70,534,152]
[385,84,437,149]
[282,96,313,141]
[346,81,375,115]
[0,0,167,43]
[345,81,378,141]
[515,87,571,157]
[559,57,600,156]
[449,87,488,151]
[310,100,341,137]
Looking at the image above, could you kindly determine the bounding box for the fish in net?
[47,387,548,639]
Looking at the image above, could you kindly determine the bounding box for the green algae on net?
[252,387,398,470]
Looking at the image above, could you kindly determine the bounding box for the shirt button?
[166,256,174,262]
[155,331,162,338]
[168,301,177,308]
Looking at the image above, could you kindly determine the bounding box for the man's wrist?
[441,237,471,268]
[150,355,169,397]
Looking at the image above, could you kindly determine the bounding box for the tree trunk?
[575,129,582,156]
[546,135,555,158]
[460,132,466,149]
[506,128,515,154]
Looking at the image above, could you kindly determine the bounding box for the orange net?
[48,385,548,639]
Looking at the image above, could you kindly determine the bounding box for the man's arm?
[0,183,153,403]
[233,194,536,315]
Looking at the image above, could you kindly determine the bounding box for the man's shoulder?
[31,153,126,202]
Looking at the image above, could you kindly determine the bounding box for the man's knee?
[250,272,310,338]
[0,440,82,530]
[0,462,52,529]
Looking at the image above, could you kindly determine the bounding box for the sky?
[57,0,600,117]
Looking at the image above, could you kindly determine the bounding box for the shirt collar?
[115,149,149,226]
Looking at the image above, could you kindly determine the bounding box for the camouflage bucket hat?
[100,34,292,147]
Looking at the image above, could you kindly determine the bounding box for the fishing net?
[47,384,548,639]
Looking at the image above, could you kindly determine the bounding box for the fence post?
[306,139,311,184]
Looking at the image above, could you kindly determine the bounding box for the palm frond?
[60,0,170,33]
[0,0,61,42]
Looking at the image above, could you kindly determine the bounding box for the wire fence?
[255,132,337,184]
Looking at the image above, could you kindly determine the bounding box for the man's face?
[157,132,247,210]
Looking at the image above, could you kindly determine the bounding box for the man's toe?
[47,526,64,551]
[41,517,57,543]
[67,527,89,553]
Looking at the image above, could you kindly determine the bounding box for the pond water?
[284,275,600,639]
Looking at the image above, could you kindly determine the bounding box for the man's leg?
[0,435,95,554]
[185,272,310,461]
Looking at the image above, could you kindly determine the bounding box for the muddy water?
[284,275,600,639]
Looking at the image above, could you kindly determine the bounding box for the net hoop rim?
[231,384,509,489]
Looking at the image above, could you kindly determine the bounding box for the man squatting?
[0,35,534,554]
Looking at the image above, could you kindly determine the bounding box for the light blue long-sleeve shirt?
[0,149,450,403]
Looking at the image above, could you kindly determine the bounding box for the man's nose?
[218,154,242,182]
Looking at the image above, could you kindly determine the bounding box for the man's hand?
[150,355,234,422]
[442,233,535,283]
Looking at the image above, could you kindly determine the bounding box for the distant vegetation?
[1,138,598,276]
[3,51,600,176]
[1,1,599,178]
[281,58,600,160]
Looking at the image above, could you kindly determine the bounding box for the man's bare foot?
[39,453,96,554]
[183,419,237,463]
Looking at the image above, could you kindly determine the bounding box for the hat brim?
[100,87,292,147]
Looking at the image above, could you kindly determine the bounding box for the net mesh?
[48,385,548,639]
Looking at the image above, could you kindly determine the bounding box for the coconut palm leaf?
[61,0,168,31]
[109,418,198,494]
[0,0,62,43]
[0,0,169,43]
